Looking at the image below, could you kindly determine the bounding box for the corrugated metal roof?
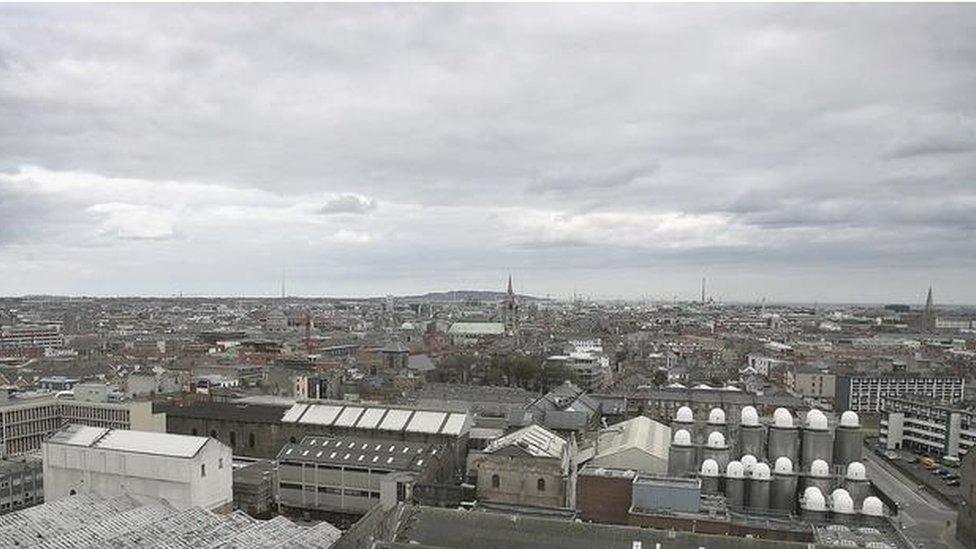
[485,424,566,459]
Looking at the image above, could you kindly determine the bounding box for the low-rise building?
[880,395,976,459]
[474,424,576,509]
[42,425,232,511]
[582,416,670,475]
[0,456,42,515]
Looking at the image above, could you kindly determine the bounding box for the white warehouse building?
[42,425,232,511]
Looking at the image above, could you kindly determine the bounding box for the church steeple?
[507,273,514,298]
[923,285,935,330]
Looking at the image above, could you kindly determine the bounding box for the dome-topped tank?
[700,459,719,476]
[862,496,884,517]
[773,408,794,428]
[675,406,694,423]
[741,454,758,474]
[806,409,829,430]
[810,459,830,477]
[774,456,794,475]
[708,408,726,425]
[803,487,827,511]
[726,461,744,478]
[831,489,855,514]
[752,462,771,480]
[707,431,726,449]
[741,406,759,427]
[673,429,692,446]
[840,411,860,428]
[846,461,866,481]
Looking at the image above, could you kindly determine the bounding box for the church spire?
[507,273,514,297]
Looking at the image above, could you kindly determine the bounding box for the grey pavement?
[864,452,962,549]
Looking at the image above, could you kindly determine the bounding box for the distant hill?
[398,290,546,303]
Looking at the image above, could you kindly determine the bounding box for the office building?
[0,456,42,515]
[880,395,976,459]
[835,373,965,413]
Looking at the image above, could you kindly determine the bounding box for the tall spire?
[925,286,934,311]
[507,273,514,297]
[923,285,935,330]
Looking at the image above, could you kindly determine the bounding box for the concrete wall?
[576,473,632,524]
[475,454,569,509]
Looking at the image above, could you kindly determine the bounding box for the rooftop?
[485,424,566,459]
[282,401,471,436]
[278,435,442,472]
[46,424,211,459]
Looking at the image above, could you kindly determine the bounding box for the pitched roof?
[485,424,566,459]
[46,424,210,458]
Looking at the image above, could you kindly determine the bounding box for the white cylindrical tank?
[725,461,746,508]
[738,406,765,459]
[861,496,885,519]
[770,456,798,513]
[702,431,730,471]
[768,408,799,464]
[844,461,870,509]
[801,486,828,521]
[830,488,856,522]
[801,410,833,470]
[804,459,832,497]
[700,458,720,494]
[833,411,864,467]
[708,407,727,425]
[668,429,697,477]
[748,463,771,510]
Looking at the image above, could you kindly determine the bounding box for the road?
[864,452,962,549]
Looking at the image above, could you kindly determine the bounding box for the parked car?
[885,451,899,460]
[947,479,960,487]
[945,473,960,481]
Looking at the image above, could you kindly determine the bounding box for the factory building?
[42,425,232,511]
[880,395,976,459]
[0,456,42,515]
[835,373,964,413]
[581,415,670,475]
[0,324,63,353]
[276,435,450,518]
[473,424,576,509]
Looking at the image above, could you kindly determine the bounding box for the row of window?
[279,482,380,499]
[490,474,546,492]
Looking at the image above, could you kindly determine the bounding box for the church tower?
[504,274,519,334]
[922,286,936,331]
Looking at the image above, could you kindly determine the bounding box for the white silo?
[801,410,833,471]
[748,462,772,510]
[801,486,827,521]
[804,459,832,497]
[830,488,856,523]
[738,406,765,459]
[700,458,720,494]
[668,429,697,477]
[771,456,798,513]
[707,407,728,440]
[844,461,870,509]
[768,408,799,464]
[833,411,863,467]
[725,460,746,509]
[703,431,731,471]
[861,496,885,525]
[674,406,695,434]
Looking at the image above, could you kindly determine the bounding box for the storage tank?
[844,461,870,509]
[804,459,832,496]
[768,408,799,463]
[771,456,798,513]
[748,462,771,510]
[833,411,863,467]
[702,431,731,471]
[740,454,758,476]
[861,496,885,524]
[725,460,746,508]
[700,459,720,494]
[668,429,697,477]
[707,407,728,440]
[801,487,827,521]
[830,488,856,523]
[738,406,765,459]
[801,410,833,470]
[674,406,696,435]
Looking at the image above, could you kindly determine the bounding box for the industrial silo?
[830,488,856,524]
[738,406,765,459]
[833,411,863,467]
[700,459,720,494]
[702,431,730,472]
[771,456,798,513]
[748,462,771,510]
[725,461,746,509]
[674,406,696,437]
[768,408,799,464]
[707,407,728,440]
[740,454,758,476]
[801,410,833,471]
[804,459,832,497]
[668,429,697,477]
[860,496,885,525]
[844,462,870,509]
[800,487,827,522]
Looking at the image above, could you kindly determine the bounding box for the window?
[192,428,198,436]
[491,474,500,489]
[230,432,236,447]
[219,458,224,469]
[290,436,297,444]
[537,478,546,492]
[248,433,255,448]
[201,464,206,477]
[210,430,218,439]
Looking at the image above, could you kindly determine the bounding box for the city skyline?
[2,4,975,302]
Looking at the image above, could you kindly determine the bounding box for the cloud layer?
[1,4,975,302]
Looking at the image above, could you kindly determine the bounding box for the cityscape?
[2,3,976,549]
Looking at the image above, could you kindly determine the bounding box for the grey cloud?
[318,194,377,215]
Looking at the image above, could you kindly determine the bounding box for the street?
[864,452,962,549]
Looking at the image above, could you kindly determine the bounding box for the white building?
[582,416,670,475]
[42,425,232,511]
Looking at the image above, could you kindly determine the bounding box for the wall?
[576,473,632,524]
[475,453,568,509]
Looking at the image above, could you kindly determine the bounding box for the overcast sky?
[1,4,975,303]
